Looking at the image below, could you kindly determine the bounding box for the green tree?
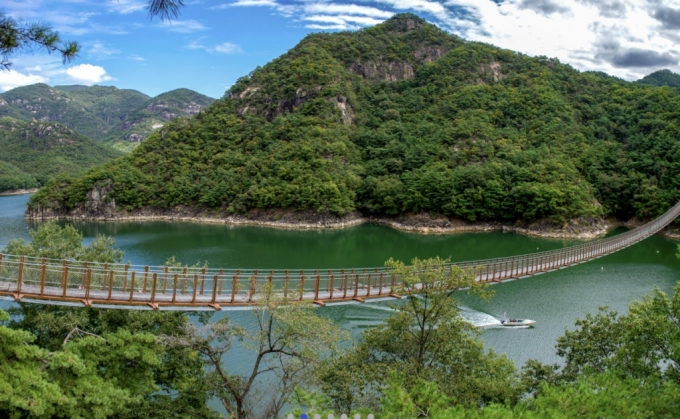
[161,283,347,419]
[0,13,78,70]
[2,222,217,418]
[0,308,165,419]
[318,257,519,413]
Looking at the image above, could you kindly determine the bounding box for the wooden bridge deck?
[1,201,679,310]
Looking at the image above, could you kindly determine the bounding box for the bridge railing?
[1,201,678,309]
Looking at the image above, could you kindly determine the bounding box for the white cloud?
[128,54,146,61]
[303,4,394,18]
[187,40,243,54]
[87,41,121,60]
[65,64,114,85]
[161,19,208,33]
[0,70,48,92]
[108,0,146,14]
[304,15,386,27]
[218,0,279,7]
[218,0,680,80]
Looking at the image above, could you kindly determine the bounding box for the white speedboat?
[500,318,536,327]
[500,312,535,327]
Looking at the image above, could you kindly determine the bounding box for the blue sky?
[2,0,679,98]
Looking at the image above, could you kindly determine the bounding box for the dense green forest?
[103,88,215,151]
[2,223,679,418]
[0,117,122,192]
[29,14,680,225]
[637,69,680,88]
[0,160,38,192]
[0,83,149,141]
[0,84,214,147]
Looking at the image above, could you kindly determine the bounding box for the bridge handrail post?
[171,273,177,303]
[39,258,46,296]
[181,267,188,294]
[314,271,320,301]
[192,274,199,304]
[211,274,218,305]
[102,263,109,292]
[299,270,305,301]
[200,268,207,295]
[81,261,88,288]
[0,254,3,278]
[151,273,158,305]
[16,255,24,296]
[124,264,129,291]
[61,260,68,298]
[284,270,289,298]
[248,270,257,303]
[162,266,169,293]
[84,268,92,301]
[143,266,149,293]
[107,270,114,301]
[130,271,137,302]
[230,275,238,304]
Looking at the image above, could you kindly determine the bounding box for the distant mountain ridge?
[105,88,215,150]
[636,69,680,88]
[0,84,215,150]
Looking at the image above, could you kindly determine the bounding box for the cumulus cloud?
[0,70,48,92]
[65,64,114,85]
[187,40,243,54]
[652,6,680,30]
[610,49,678,68]
[517,0,571,16]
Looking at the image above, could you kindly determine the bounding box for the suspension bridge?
[2,201,679,311]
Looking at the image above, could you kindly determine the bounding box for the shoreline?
[24,207,627,240]
[0,188,38,196]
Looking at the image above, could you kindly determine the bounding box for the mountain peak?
[380,13,427,33]
[636,69,680,88]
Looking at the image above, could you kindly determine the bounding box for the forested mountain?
[637,69,680,88]
[104,88,215,151]
[28,14,680,227]
[0,84,214,147]
[0,84,148,141]
[0,160,38,193]
[0,117,122,192]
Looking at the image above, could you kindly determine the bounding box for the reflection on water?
[1,193,679,369]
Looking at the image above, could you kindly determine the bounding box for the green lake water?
[2,193,679,369]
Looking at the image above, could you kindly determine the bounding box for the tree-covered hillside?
[0,84,149,141]
[637,69,680,88]
[29,14,680,225]
[104,88,215,151]
[0,160,38,193]
[0,84,214,147]
[0,117,122,189]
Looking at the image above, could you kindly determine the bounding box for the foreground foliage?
[1,223,216,418]
[315,258,519,413]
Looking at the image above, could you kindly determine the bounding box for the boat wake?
[459,307,503,328]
